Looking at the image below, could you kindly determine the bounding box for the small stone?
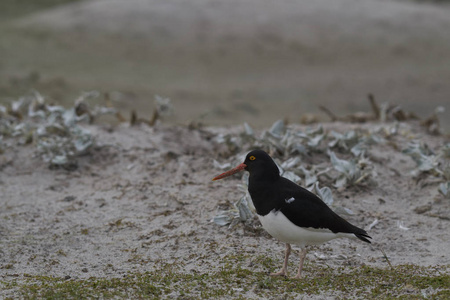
[64,275,71,280]
[81,268,88,273]
[414,204,432,214]
[63,196,76,202]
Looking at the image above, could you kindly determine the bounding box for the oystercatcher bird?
[212,149,371,279]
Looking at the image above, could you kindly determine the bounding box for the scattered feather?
[397,221,410,231]
[366,219,379,231]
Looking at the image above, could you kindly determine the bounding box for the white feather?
[285,197,295,204]
[258,210,355,248]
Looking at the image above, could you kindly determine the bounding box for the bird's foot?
[291,273,302,280]
[270,269,288,277]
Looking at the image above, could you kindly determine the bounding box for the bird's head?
[212,150,280,181]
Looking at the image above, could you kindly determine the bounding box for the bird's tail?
[355,232,372,243]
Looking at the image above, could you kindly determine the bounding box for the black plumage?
[213,149,372,278]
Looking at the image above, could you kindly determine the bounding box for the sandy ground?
[0,120,449,298]
[1,1,450,297]
[1,0,449,131]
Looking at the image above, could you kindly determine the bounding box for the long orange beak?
[212,163,247,181]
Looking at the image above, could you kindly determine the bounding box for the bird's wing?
[276,178,369,239]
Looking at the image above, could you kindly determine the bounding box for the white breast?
[258,210,355,248]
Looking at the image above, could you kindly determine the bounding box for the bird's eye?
[249,156,256,161]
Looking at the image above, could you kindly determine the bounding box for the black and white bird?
[213,149,371,279]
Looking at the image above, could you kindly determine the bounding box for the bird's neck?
[248,173,280,215]
[249,171,279,183]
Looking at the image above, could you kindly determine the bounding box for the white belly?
[258,210,355,248]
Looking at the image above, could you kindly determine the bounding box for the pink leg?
[293,248,307,279]
[270,243,291,277]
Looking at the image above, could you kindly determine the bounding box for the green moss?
[1,256,448,299]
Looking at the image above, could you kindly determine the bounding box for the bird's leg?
[293,248,308,279]
[270,243,291,277]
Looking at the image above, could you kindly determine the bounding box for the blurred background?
[1,0,449,131]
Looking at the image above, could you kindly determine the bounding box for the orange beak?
[212,163,247,181]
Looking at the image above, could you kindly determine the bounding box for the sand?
[1,121,448,293]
